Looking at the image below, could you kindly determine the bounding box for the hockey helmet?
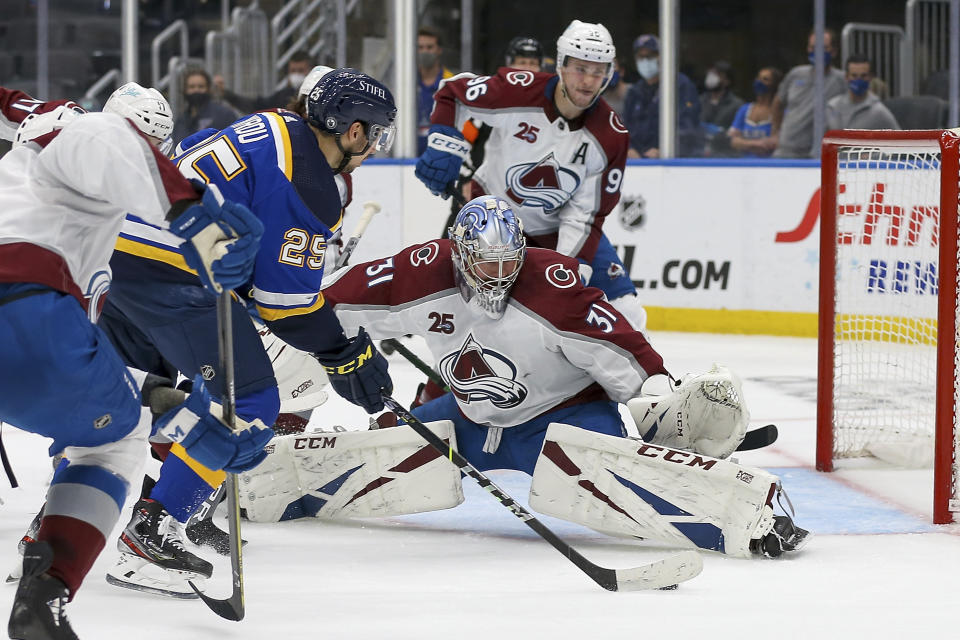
[555,20,616,105]
[298,65,335,98]
[505,37,544,67]
[306,68,397,155]
[449,196,527,319]
[103,82,174,152]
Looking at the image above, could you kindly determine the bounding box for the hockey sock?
[149,443,227,522]
[39,464,128,596]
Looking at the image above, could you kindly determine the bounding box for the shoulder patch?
[505,70,535,87]
[610,111,628,134]
[544,263,578,289]
[410,242,441,266]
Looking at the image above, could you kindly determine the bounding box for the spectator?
[826,54,900,130]
[700,60,743,157]
[622,34,702,158]
[771,28,846,158]
[602,57,632,119]
[417,26,454,155]
[171,67,238,145]
[728,66,783,158]
[504,36,543,72]
[215,50,314,113]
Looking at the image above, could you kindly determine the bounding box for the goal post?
[816,128,960,524]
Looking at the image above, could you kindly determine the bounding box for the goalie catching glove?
[629,364,749,459]
[152,374,274,473]
[169,183,264,294]
[313,327,392,413]
[414,124,471,197]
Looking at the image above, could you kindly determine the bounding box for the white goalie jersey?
[430,69,628,263]
[323,241,667,428]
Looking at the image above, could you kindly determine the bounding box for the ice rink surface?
[2,331,958,639]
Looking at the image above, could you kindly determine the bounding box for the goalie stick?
[381,395,703,591]
[334,201,381,269]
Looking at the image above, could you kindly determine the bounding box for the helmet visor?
[368,122,397,153]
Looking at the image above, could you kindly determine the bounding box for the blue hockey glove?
[170,183,264,294]
[313,327,393,413]
[414,124,471,198]
[153,375,274,473]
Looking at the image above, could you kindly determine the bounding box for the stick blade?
[189,580,245,621]
[614,550,703,591]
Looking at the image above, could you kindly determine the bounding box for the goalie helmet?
[103,82,174,153]
[555,20,616,105]
[306,68,398,157]
[448,196,526,319]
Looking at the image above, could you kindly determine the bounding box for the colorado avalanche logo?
[410,242,440,266]
[504,153,581,211]
[438,334,528,408]
[505,70,535,87]
[85,270,111,322]
[609,111,628,133]
[545,263,577,288]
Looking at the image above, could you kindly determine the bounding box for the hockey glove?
[414,125,471,198]
[313,327,393,413]
[170,183,264,294]
[153,375,274,473]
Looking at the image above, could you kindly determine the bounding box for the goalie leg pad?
[629,364,749,459]
[529,423,781,558]
[238,421,463,523]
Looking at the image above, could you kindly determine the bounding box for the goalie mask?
[449,196,526,319]
[103,82,174,154]
[556,20,616,108]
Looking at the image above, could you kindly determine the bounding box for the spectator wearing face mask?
[728,66,784,158]
[825,54,900,131]
[214,50,315,113]
[602,57,632,119]
[700,60,743,157]
[417,26,455,155]
[771,28,847,158]
[171,67,239,145]
[623,34,702,158]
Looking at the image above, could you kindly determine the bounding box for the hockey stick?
[381,395,702,591]
[736,424,778,451]
[188,292,245,621]
[444,183,467,207]
[334,201,381,269]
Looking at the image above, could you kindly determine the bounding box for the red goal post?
[816,128,960,524]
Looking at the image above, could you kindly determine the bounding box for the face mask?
[704,71,721,91]
[185,92,210,108]
[848,77,870,97]
[636,58,659,80]
[418,51,438,68]
[753,79,770,95]
[288,72,306,88]
[808,50,832,67]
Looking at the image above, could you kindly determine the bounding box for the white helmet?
[13,105,82,148]
[103,82,174,148]
[556,20,616,104]
[299,65,335,98]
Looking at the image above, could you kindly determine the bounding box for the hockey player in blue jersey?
[98,68,398,596]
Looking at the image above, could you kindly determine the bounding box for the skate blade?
[105,554,207,599]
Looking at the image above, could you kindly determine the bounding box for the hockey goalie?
[239,196,809,559]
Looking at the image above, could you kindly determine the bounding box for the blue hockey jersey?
[112,110,346,352]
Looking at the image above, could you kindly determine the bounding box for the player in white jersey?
[0,103,270,638]
[312,195,809,560]
[415,20,647,331]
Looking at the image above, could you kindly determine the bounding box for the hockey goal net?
[816,129,960,524]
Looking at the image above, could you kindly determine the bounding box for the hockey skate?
[6,506,44,584]
[750,514,811,558]
[8,541,79,640]
[105,498,213,599]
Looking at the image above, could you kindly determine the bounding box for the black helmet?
[505,37,544,66]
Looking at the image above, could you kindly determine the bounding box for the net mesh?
[831,148,944,459]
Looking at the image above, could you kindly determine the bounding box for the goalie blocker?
[240,422,807,558]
